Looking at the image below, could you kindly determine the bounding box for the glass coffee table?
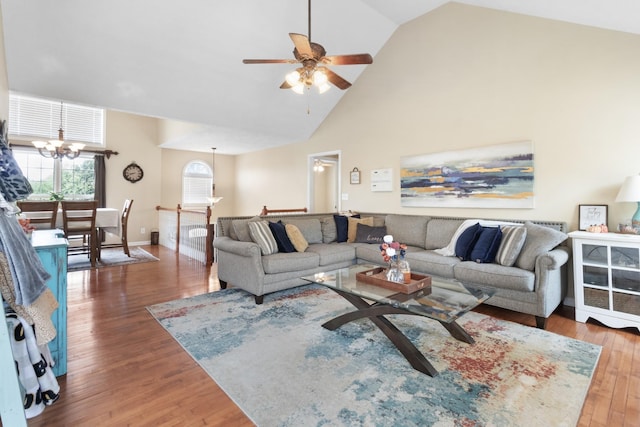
[301,264,493,376]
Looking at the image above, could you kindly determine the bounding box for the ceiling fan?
[242,0,373,94]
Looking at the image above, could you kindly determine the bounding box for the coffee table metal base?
[323,288,475,377]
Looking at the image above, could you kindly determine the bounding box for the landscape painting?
[400,141,534,208]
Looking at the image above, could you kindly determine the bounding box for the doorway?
[308,151,341,213]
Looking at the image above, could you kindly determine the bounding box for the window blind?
[8,93,105,145]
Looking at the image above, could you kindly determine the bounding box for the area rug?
[67,247,158,271]
[147,285,601,427]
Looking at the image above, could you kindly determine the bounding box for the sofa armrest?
[214,236,261,258]
[533,246,571,318]
[536,247,570,271]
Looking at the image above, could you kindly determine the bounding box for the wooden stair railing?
[260,206,308,216]
[156,204,214,266]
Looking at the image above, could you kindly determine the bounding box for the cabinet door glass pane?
[612,292,640,316]
[584,288,609,310]
[582,244,608,265]
[583,265,608,287]
[611,246,639,268]
[612,269,640,292]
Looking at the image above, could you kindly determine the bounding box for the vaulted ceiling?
[2,0,639,154]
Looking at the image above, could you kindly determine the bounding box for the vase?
[397,257,411,283]
[386,259,404,283]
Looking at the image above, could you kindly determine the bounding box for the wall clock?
[123,162,144,183]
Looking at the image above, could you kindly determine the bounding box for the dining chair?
[16,200,59,229]
[61,200,98,267]
[120,199,134,256]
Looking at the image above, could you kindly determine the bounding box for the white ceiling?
[2,0,639,155]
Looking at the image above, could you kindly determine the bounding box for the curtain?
[94,154,106,208]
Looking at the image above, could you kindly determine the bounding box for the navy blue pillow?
[268,221,296,253]
[469,226,503,263]
[455,223,481,261]
[334,214,360,243]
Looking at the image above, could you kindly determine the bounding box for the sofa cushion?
[262,252,319,274]
[385,214,429,249]
[320,217,337,243]
[425,218,465,250]
[455,223,482,261]
[248,220,279,255]
[306,243,357,266]
[282,218,323,244]
[469,226,502,263]
[347,216,373,243]
[454,262,535,292]
[355,224,387,244]
[435,219,521,256]
[495,225,527,267]
[405,250,461,278]
[285,224,309,252]
[232,216,262,242]
[334,214,360,243]
[516,222,568,271]
[268,221,296,253]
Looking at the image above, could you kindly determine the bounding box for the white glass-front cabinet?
[569,231,640,332]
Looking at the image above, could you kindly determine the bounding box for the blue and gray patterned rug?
[147,285,601,427]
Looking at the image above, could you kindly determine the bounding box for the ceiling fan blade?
[322,53,373,65]
[323,68,352,90]
[289,33,313,58]
[243,59,296,64]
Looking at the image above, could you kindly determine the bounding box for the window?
[8,94,101,200]
[182,161,212,207]
[8,93,105,146]
[12,148,95,200]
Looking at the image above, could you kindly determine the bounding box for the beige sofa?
[214,212,569,329]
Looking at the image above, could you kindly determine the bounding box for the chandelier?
[32,102,85,159]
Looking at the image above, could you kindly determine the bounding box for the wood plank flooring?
[16,245,640,426]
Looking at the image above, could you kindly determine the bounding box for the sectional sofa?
[214,212,569,329]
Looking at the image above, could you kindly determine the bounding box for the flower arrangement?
[379,235,407,263]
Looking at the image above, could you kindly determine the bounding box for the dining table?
[24,207,120,235]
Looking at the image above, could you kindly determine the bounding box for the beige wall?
[160,148,235,220]
[233,3,640,231]
[103,110,162,244]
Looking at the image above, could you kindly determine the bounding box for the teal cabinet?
[32,229,68,376]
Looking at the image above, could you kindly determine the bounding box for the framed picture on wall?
[579,204,608,230]
[350,168,361,185]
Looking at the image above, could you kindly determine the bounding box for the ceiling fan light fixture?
[317,82,331,94]
[291,83,305,95]
[313,69,328,86]
[285,70,301,86]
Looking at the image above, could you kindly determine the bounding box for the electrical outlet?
[341,193,349,201]
[140,227,146,234]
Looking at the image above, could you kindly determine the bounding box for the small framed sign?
[579,204,608,230]
[350,167,361,185]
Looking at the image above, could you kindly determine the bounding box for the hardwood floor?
[18,245,640,426]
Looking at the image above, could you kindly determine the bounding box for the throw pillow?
[334,214,360,243]
[268,221,296,253]
[454,222,481,261]
[282,218,323,244]
[248,221,278,255]
[354,224,387,244]
[320,217,337,243]
[495,226,527,267]
[469,226,502,263]
[285,224,308,252]
[232,216,262,242]
[515,221,568,271]
[347,216,374,243]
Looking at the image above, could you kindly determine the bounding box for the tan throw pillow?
[285,224,308,252]
[347,217,373,243]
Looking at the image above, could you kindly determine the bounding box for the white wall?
[232,3,640,231]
